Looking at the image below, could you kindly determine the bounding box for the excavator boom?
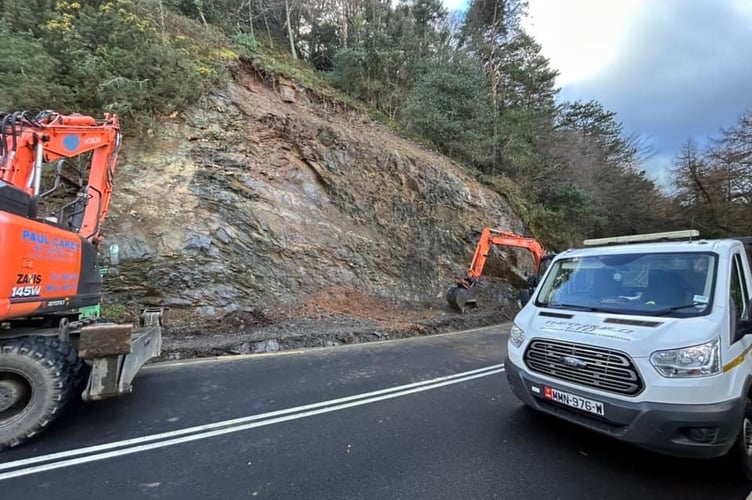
[464,228,545,281]
[447,227,552,313]
[0,110,121,248]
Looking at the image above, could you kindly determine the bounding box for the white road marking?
[0,364,505,480]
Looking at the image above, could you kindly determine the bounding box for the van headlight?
[510,324,526,348]
[650,338,721,377]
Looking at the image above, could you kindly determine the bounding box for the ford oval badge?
[560,356,587,369]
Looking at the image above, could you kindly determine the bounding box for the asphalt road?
[0,324,749,500]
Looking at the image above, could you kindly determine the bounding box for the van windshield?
[535,252,717,317]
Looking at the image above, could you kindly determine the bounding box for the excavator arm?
[461,228,545,285]
[0,110,121,249]
[447,227,552,313]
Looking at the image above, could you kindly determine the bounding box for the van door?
[728,251,752,376]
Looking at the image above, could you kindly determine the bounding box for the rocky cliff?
[103,62,532,357]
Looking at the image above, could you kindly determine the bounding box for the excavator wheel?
[446,286,475,314]
[0,336,77,450]
[32,336,90,397]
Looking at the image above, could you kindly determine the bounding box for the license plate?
[543,386,605,416]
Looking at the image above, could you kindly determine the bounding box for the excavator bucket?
[446,286,476,313]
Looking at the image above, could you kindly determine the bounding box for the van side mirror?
[732,299,752,343]
[734,319,752,343]
[519,288,531,307]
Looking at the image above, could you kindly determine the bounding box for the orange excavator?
[0,110,162,449]
[446,227,554,313]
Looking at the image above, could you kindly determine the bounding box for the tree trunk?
[488,1,499,174]
[259,0,274,48]
[340,3,348,48]
[248,0,255,37]
[285,0,297,59]
[158,0,166,41]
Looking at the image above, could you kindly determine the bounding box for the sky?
[442,0,752,191]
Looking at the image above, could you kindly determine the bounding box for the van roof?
[559,238,745,258]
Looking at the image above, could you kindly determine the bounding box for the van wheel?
[730,396,752,481]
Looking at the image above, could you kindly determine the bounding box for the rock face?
[103,62,529,331]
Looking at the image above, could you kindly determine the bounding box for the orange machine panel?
[0,212,82,322]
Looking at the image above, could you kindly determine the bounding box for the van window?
[535,252,717,317]
[730,254,748,321]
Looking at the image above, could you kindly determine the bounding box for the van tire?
[730,395,752,481]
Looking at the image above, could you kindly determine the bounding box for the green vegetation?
[1,0,232,131]
[100,302,137,323]
[2,0,749,247]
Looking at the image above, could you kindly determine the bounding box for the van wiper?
[651,303,706,315]
[546,303,602,312]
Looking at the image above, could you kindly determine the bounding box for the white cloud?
[521,0,752,189]
[522,0,648,86]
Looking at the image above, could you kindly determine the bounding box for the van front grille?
[523,339,643,396]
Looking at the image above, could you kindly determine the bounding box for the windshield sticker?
[541,319,634,341]
[693,295,709,304]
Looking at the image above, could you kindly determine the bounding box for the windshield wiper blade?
[651,303,706,315]
[546,303,602,312]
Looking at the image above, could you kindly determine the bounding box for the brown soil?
[156,279,518,361]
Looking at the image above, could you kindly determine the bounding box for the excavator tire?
[0,336,76,450]
[32,336,90,399]
[446,286,473,313]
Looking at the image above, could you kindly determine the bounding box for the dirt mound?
[298,286,432,321]
[221,309,277,328]
[296,285,437,337]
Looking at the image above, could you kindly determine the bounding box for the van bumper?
[505,356,744,459]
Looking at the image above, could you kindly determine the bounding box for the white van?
[506,230,752,479]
